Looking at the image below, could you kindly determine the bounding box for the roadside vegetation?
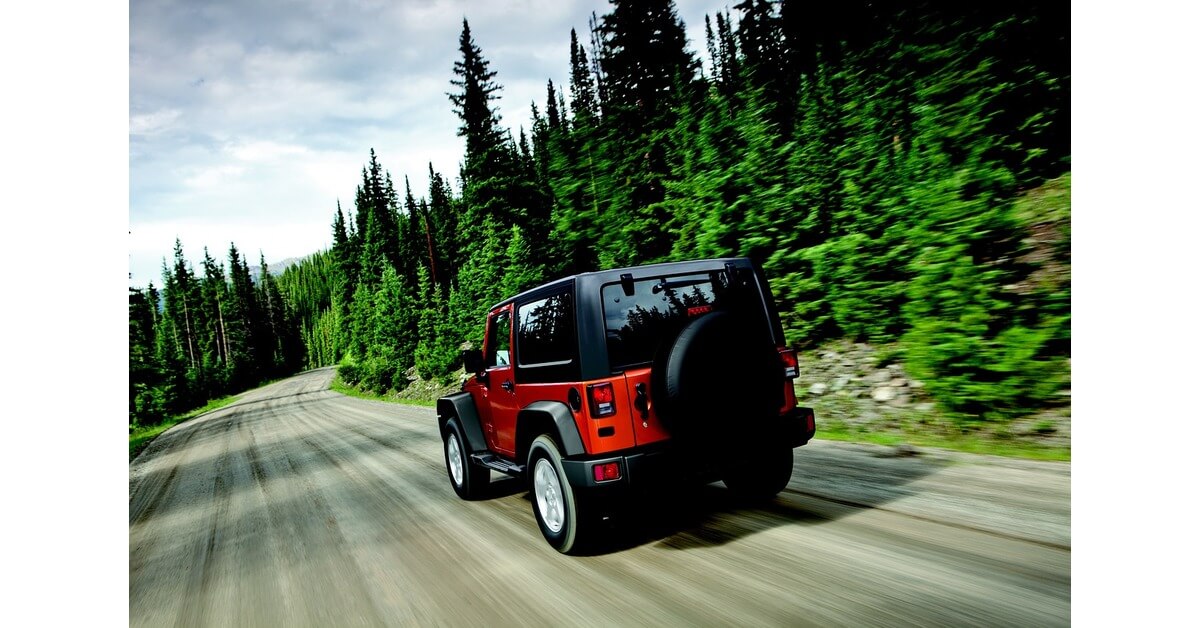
[130,1,1069,461]
[818,426,1069,463]
[330,372,438,407]
[128,394,240,460]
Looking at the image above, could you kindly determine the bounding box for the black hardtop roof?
[489,257,755,311]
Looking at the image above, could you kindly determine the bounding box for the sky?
[129,0,731,288]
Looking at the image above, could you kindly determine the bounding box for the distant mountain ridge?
[249,256,303,282]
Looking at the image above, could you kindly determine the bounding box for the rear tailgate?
[620,366,670,447]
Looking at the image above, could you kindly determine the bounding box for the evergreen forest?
[129,0,1070,431]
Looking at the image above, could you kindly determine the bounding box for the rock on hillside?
[793,339,1071,450]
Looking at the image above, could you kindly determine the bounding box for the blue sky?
[129,0,729,288]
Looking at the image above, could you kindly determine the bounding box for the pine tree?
[357,209,386,290]
[225,243,265,388]
[414,264,462,381]
[129,286,165,427]
[157,239,208,408]
[733,0,790,127]
[449,18,529,244]
[568,28,598,126]
[426,164,459,294]
[198,248,232,392]
[347,281,373,361]
[450,19,505,174]
[450,215,507,346]
[593,0,701,263]
[257,255,305,374]
[500,225,544,298]
[357,266,415,392]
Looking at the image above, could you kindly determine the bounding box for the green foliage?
[337,360,362,387]
[346,281,373,360]
[368,267,416,371]
[129,286,165,428]
[132,2,1070,430]
[500,225,543,297]
[450,215,508,344]
[414,265,463,381]
[129,394,240,460]
[357,356,402,394]
[813,233,911,343]
[130,239,311,427]
[903,246,1068,422]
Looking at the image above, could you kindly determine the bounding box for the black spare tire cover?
[651,310,783,444]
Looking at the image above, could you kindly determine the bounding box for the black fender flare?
[518,401,586,459]
[437,392,487,453]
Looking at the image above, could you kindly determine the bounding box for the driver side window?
[485,310,512,367]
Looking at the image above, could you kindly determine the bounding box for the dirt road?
[129,368,1070,626]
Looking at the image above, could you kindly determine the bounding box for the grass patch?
[129,394,240,461]
[813,424,1070,462]
[330,375,438,407]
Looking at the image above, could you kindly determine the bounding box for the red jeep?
[437,257,815,553]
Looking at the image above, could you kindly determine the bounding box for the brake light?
[780,348,799,379]
[588,382,617,418]
[592,462,621,482]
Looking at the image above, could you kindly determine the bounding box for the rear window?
[602,270,748,370]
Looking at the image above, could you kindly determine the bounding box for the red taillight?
[780,348,799,379]
[588,382,617,418]
[592,462,621,482]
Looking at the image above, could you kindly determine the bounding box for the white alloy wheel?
[528,434,586,552]
[534,458,565,533]
[447,433,464,486]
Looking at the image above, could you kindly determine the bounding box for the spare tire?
[651,310,783,449]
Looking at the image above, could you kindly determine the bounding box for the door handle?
[501,380,514,392]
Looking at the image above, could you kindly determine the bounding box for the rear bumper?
[561,407,815,491]
[783,405,817,447]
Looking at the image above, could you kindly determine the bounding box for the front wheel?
[528,435,589,553]
[444,419,489,500]
[723,444,794,501]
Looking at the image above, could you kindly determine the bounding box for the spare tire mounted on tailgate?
[651,310,783,447]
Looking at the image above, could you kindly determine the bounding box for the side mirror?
[461,349,484,375]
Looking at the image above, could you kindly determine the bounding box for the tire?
[651,311,782,447]
[528,435,589,553]
[723,444,794,502]
[444,419,489,500]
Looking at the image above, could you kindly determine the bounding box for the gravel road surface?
[129,367,1070,627]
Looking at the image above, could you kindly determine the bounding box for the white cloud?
[228,140,310,162]
[130,109,182,135]
[182,164,247,189]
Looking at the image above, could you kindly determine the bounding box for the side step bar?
[470,453,526,476]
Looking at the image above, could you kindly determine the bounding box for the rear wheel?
[528,435,589,553]
[444,419,489,500]
[723,443,794,501]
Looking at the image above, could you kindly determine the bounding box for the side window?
[517,293,575,366]
[485,310,512,368]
